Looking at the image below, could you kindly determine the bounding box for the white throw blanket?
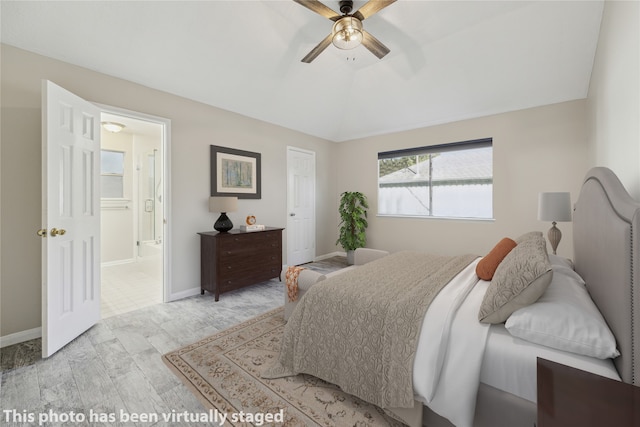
[414,258,491,427]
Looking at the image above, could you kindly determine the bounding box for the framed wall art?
[210,145,261,199]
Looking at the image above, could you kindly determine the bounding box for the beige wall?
[587,0,640,198]
[334,100,589,258]
[0,44,337,337]
[0,99,41,338]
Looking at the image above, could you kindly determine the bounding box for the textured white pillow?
[478,233,552,324]
[514,230,544,244]
[505,266,620,359]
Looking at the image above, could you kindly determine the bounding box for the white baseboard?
[169,286,202,302]
[314,251,345,261]
[0,327,42,348]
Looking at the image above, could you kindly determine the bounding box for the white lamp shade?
[538,192,572,222]
[209,196,238,213]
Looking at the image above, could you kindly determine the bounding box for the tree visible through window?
[378,138,493,219]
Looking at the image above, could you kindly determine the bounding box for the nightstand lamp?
[538,192,572,255]
[209,196,238,232]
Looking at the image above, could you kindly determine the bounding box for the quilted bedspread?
[262,251,477,409]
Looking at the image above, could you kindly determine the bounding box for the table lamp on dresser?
[209,196,238,232]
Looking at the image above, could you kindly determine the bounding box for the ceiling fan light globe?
[331,17,363,50]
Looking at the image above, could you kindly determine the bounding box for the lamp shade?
[538,192,572,222]
[209,196,238,213]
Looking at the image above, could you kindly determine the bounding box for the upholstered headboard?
[573,167,640,385]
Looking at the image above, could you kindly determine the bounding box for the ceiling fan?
[294,0,397,63]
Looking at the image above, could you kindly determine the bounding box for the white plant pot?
[346,250,355,265]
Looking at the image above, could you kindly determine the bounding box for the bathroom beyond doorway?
[100,111,168,318]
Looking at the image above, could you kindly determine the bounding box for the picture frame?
[210,145,261,199]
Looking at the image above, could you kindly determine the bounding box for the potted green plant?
[336,191,369,265]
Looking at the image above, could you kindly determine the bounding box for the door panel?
[287,147,316,266]
[42,80,101,357]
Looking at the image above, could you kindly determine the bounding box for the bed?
[266,166,640,427]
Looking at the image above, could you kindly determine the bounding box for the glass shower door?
[138,149,162,257]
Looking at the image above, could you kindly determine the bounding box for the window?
[378,138,493,219]
[101,149,125,198]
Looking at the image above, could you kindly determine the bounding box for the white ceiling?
[1,1,604,142]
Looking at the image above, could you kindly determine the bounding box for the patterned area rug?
[162,307,404,426]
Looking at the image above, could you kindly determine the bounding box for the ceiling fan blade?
[361,30,391,59]
[353,0,397,21]
[301,33,333,63]
[293,0,341,21]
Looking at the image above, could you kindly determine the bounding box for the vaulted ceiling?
[1,1,604,142]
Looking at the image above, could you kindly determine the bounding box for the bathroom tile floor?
[101,255,163,319]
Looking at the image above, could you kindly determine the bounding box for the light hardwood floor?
[0,256,347,427]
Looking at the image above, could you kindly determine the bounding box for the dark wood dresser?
[198,227,283,301]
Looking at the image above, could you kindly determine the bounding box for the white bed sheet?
[411,256,622,427]
[413,258,490,427]
[480,323,621,403]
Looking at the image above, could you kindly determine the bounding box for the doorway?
[99,109,169,318]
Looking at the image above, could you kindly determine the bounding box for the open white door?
[40,81,101,357]
[286,147,316,266]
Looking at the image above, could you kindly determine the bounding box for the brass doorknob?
[50,228,67,237]
[37,229,47,238]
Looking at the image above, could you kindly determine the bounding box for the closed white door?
[287,147,316,266]
[40,80,101,357]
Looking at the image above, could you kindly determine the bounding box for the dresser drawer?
[218,242,280,257]
[218,258,281,278]
[218,232,280,255]
[218,252,280,270]
[218,230,280,245]
[218,245,281,263]
[218,262,282,291]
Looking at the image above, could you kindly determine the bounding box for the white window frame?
[377,138,493,220]
[100,149,126,199]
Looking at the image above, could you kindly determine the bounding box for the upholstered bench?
[284,248,389,320]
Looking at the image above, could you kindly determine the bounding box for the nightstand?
[537,358,640,427]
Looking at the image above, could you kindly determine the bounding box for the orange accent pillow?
[476,238,517,281]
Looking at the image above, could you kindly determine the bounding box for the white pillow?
[505,265,620,359]
[548,254,574,270]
